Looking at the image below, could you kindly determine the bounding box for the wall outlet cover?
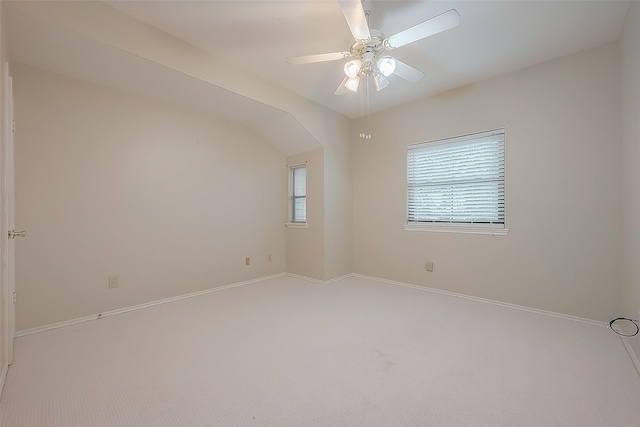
[108,276,119,289]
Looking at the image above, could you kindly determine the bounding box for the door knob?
[8,230,26,239]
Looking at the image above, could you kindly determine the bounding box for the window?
[290,165,306,223]
[406,129,507,235]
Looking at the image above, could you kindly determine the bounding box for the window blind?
[292,165,306,222]
[407,130,505,227]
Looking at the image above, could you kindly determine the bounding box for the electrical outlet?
[425,262,434,272]
[108,276,119,289]
[245,257,251,266]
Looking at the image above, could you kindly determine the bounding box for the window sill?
[285,222,308,229]
[403,224,509,236]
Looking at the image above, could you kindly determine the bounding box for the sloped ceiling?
[5,1,631,155]
[6,1,326,157]
[106,0,630,118]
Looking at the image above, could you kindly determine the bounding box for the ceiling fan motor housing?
[350,30,386,76]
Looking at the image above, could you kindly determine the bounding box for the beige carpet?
[1,275,640,426]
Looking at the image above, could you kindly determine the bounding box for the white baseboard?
[0,360,8,402]
[351,273,608,328]
[285,273,353,285]
[621,336,640,377]
[17,271,611,333]
[16,273,287,338]
[285,273,325,285]
[332,274,640,377]
[325,274,354,284]
[290,272,608,327]
[17,271,635,376]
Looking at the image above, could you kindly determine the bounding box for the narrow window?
[291,165,306,223]
[407,129,506,234]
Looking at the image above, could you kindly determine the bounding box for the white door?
[2,61,16,365]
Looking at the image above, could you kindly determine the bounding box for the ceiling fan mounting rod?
[362,0,372,42]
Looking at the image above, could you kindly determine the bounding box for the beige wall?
[353,43,622,322]
[10,0,354,288]
[0,0,8,388]
[284,127,353,282]
[13,64,287,331]
[620,1,640,358]
[323,122,353,280]
[284,103,352,282]
[285,149,324,280]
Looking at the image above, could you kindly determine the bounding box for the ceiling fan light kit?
[344,59,362,78]
[287,1,459,95]
[373,71,389,91]
[377,56,396,77]
[345,75,361,92]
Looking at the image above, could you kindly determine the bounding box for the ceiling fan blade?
[392,58,425,83]
[287,52,351,65]
[385,9,459,50]
[334,77,350,95]
[338,0,371,41]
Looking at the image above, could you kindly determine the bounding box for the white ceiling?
[103,0,631,118]
[6,0,631,122]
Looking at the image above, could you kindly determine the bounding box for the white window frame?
[404,129,508,236]
[286,164,307,228]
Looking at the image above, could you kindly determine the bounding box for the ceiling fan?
[286,0,460,95]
